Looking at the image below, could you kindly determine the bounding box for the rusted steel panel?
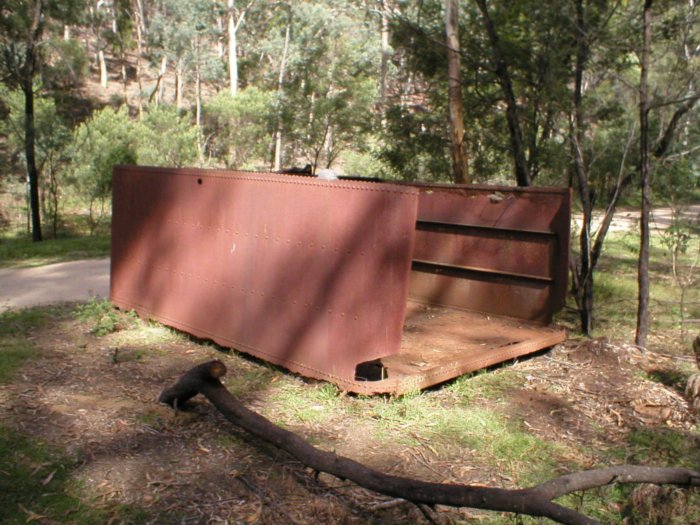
[413,226,555,280]
[110,166,418,384]
[111,168,570,394]
[408,184,571,323]
[358,301,567,395]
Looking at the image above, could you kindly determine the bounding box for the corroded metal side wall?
[110,166,418,383]
[410,184,571,323]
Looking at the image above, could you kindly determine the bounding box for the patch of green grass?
[0,337,37,384]
[0,235,110,268]
[366,388,565,484]
[105,321,184,348]
[369,391,440,436]
[73,298,122,336]
[269,380,343,424]
[555,486,625,524]
[432,408,565,485]
[113,347,146,363]
[0,426,153,525]
[215,434,245,448]
[227,363,279,398]
[0,305,57,337]
[0,340,36,384]
[586,230,700,343]
[0,306,61,383]
[446,368,526,402]
[618,427,700,467]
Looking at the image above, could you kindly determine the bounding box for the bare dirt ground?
[1,306,698,524]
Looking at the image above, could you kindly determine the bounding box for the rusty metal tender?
[110,166,570,394]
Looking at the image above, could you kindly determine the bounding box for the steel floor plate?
[347,300,566,394]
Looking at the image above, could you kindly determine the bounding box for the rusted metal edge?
[412,259,555,285]
[416,219,559,238]
[110,293,565,396]
[109,295,374,387]
[348,330,567,395]
[113,165,416,195]
[400,179,571,194]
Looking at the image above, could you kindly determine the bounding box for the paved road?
[0,258,110,313]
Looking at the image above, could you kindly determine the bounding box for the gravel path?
[0,258,110,312]
[573,204,700,232]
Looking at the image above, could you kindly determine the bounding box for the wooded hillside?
[1,0,699,339]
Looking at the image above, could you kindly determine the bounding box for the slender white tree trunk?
[134,2,144,116]
[175,59,184,109]
[228,0,238,96]
[156,56,167,105]
[217,16,225,59]
[380,0,390,107]
[273,23,291,171]
[195,62,202,128]
[99,49,108,89]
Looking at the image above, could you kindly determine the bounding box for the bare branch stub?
[158,360,228,407]
[159,360,700,525]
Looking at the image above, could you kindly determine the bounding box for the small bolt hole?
[197,178,203,185]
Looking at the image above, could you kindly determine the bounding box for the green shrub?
[202,87,275,169]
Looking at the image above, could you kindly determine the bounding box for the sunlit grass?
[446,368,526,403]
[267,380,343,424]
[578,230,700,347]
[0,235,110,268]
[226,362,279,398]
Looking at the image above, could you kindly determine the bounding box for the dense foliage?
[0,0,698,335]
[1,1,697,190]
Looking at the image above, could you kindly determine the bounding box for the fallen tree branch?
[159,361,700,525]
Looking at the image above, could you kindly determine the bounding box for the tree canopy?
[0,0,698,336]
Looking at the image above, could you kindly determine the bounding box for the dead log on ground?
[159,360,700,525]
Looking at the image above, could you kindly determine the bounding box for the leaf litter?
[0,307,697,524]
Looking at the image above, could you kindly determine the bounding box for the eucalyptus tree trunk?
[570,0,593,335]
[98,49,108,88]
[217,15,225,59]
[273,22,291,171]
[156,56,167,105]
[132,0,146,116]
[24,66,42,242]
[568,0,639,336]
[195,60,202,128]
[445,0,469,184]
[121,52,128,104]
[379,0,390,113]
[22,0,44,241]
[474,0,530,187]
[636,0,653,349]
[175,59,184,109]
[228,0,238,96]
